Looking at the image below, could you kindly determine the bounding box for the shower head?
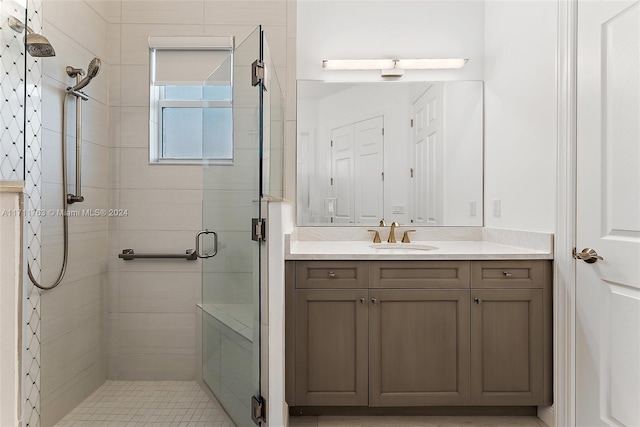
[7,16,56,57]
[68,58,101,92]
[26,33,56,57]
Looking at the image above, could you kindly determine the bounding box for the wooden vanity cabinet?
[470,260,553,406]
[369,289,470,406]
[470,288,544,405]
[286,259,553,410]
[294,289,369,406]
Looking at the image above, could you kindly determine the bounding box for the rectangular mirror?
[297,80,483,226]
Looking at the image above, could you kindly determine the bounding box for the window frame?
[148,38,234,165]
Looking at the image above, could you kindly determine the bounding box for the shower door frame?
[199,25,267,426]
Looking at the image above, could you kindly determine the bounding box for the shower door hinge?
[252,218,267,241]
[252,60,264,86]
[251,395,265,425]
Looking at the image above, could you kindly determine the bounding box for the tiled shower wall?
[38,1,111,426]
[1,0,43,425]
[3,0,296,425]
[107,0,296,381]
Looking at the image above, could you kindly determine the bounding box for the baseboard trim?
[289,406,538,417]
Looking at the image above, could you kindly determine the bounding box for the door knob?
[573,247,604,264]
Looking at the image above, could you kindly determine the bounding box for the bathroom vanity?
[284,228,553,415]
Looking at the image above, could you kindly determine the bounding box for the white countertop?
[287,240,553,260]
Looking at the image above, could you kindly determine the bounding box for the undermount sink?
[370,243,438,251]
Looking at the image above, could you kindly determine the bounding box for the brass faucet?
[387,222,400,243]
[402,229,416,243]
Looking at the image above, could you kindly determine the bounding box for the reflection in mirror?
[297,81,483,227]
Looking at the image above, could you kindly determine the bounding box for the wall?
[441,82,483,225]
[483,1,557,232]
[38,1,110,425]
[107,0,294,382]
[295,0,485,229]
[297,0,485,82]
[297,0,558,233]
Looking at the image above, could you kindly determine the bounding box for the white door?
[575,1,640,426]
[331,124,354,223]
[354,116,384,225]
[411,84,443,225]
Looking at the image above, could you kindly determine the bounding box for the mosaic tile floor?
[54,381,233,427]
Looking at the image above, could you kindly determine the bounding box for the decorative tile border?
[1,0,43,425]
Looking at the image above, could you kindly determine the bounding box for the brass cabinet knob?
[328,271,336,278]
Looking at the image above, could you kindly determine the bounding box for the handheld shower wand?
[67,57,101,92]
[28,58,102,290]
[66,58,102,204]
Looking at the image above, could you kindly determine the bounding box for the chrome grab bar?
[195,229,218,259]
[118,249,197,261]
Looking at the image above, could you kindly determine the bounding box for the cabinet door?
[369,290,470,406]
[294,289,369,406]
[470,289,544,405]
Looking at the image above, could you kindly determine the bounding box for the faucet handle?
[402,230,416,243]
[379,219,386,226]
[368,229,381,243]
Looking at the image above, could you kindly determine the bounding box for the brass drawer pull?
[503,271,512,277]
[328,271,336,278]
[371,298,378,305]
[474,297,481,304]
[360,297,365,304]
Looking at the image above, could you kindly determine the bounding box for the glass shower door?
[200,27,264,426]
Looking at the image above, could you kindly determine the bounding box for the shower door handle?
[195,230,218,258]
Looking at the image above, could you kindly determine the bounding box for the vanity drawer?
[370,261,470,289]
[296,261,369,289]
[471,260,550,289]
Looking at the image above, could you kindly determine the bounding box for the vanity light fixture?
[322,58,468,77]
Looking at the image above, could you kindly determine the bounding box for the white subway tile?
[41,316,102,396]
[117,353,195,380]
[121,23,205,66]
[119,65,149,107]
[109,64,121,107]
[44,0,109,62]
[40,274,104,342]
[108,23,121,65]
[117,200,201,231]
[41,231,109,285]
[118,271,199,313]
[119,148,203,190]
[264,25,287,67]
[118,312,196,354]
[122,1,205,25]
[81,98,110,147]
[204,0,286,26]
[120,107,149,148]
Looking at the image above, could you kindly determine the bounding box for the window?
[149,37,233,164]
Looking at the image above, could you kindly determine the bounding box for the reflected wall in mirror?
[297,81,483,226]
